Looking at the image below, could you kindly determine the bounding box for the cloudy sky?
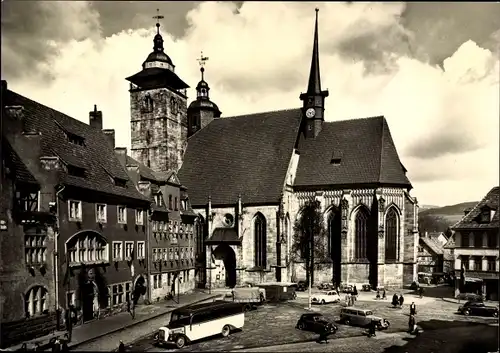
[1,1,499,207]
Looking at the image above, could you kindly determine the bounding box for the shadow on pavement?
[383,319,498,353]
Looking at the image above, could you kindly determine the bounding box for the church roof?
[294,116,411,188]
[452,186,499,230]
[178,109,302,206]
[2,89,149,203]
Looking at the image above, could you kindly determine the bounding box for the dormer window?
[114,177,127,188]
[67,165,86,178]
[480,208,491,223]
[330,158,341,165]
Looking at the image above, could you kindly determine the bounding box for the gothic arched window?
[354,207,369,260]
[141,94,154,113]
[25,286,48,318]
[327,209,341,259]
[385,208,399,261]
[254,213,267,268]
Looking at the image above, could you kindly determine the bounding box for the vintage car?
[296,313,338,334]
[340,307,390,330]
[311,291,341,305]
[317,282,334,290]
[458,301,499,317]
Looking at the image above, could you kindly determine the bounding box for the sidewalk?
[68,290,220,349]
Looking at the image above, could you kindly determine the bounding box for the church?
[125,9,419,290]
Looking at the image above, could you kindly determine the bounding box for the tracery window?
[327,210,341,259]
[385,208,398,261]
[25,286,48,317]
[67,232,108,264]
[141,94,154,113]
[354,208,369,260]
[25,232,47,266]
[254,213,267,268]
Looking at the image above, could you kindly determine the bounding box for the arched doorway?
[133,275,147,305]
[213,244,237,288]
[81,278,98,323]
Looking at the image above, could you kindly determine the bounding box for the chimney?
[4,105,36,133]
[103,129,115,149]
[114,147,127,166]
[89,104,103,130]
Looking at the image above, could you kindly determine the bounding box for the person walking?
[376,290,381,300]
[408,314,417,334]
[61,340,69,352]
[316,324,331,344]
[368,320,377,337]
[353,286,358,303]
[392,293,399,307]
[410,302,416,316]
[118,340,126,353]
[382,289,387,300]
[399,294,405,308]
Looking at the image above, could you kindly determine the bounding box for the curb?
[69,294,221,349]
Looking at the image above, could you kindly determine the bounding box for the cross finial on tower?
[197,51,209,80]
[153,8,164,34]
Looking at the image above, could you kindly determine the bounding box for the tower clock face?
[305,108,316,118]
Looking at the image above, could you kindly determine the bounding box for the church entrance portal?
[213,244,237,288]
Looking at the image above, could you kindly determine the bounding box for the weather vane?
[153,9,164,34]
[198,51,209,68]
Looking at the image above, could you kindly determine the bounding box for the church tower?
[126,10,190,173]
[300,8,329,138]
[187,53,222,137]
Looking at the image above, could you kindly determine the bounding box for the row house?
[0,82,151,348]
[451,186,499,300]
[118,150,198,303]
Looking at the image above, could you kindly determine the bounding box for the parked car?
[317,282,334,290]
[311,291,341,305]
[340,283,353,293]
[339,307,390,330]
[458,301,499,317]
[291,281,308,292]
[296,313,338,334]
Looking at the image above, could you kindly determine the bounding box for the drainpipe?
[147,208,152,304]
[55,185,65,328]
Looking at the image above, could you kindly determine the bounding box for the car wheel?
[321,300,326,305]
[175,336,186,349]
[297,323,304,330]
[153,332,159,340]
[221,325,231,337]
[344,318,351,325]
[463,309,470,316]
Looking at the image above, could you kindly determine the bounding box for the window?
[125,283,132,302]
[461,256,470,270]
[327,209,341,260]
[167,273,171,287]
[169,248,173,261]
[25,233,47,266]
[66,233,107,264]
[169,195,173,210]
[480,209,491,223]
[117,206,127,224]
[155,193,163,206]
[114,178,127,188]
[113,241,123,261]
[141,94,154,113]
[137,241,145,259]
[461,232,470,247]
[136,209,144,225]
[25,286,47,317]
[66,132,85,146]
[418,246,424,253]
[175,197,179,211]
[473,256,482,271]
[96,204,107,223]
[16,190,39,212]
[254,213,267,268]
[152,221,158,232]
[385,208,398,261]
[181,200,187,210]
[355,208,370,260]
[487,232,498,248]
[67,165,86,178]
[152,248,158,261]
[125,241,134,259]
[195,219,204,256]
[112,284,124,305]
[153,274,162,289]
[487,257,496,271]
[66,291,75,308]
[163,248,168,261]
[68,200,82,221]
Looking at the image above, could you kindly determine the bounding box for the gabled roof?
[443,233,455,249]
[4,141,38,185]
[452,186,499,230]
[419,236,443,255]
[295,116,411,188]
[3,89,149,202]
[178,109,303,206]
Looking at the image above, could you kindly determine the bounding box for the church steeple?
[141,9,175,71]
[300,8,329,139]
[187,52,221,137]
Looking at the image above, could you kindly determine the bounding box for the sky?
[1,1,499,207]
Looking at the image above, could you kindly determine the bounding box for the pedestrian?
[399,294,404,308]
[353,285,358,302]
[382,289,386,300]
[52,339,61,353]
[419,286,424,298]
[376,290,380,300]
[316,324,330,344]
[118,340,126,353]
[408,314,417,334]
[392,293,399,307]
[61,340,69,352]
[410,302,416,316]
[368,320,377,337]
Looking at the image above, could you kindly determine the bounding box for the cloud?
[1,1,499,206]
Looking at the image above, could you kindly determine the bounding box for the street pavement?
[125,290,498,352]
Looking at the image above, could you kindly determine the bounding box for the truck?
[227,287,266,312]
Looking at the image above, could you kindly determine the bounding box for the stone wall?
[384,263,403,289]
[130,87,187,173]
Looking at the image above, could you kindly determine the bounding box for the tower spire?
[152,9,165,52]
[153,8,164,35]
[307,8,321,94]
[198,51,209,81]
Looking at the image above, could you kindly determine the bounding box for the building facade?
[417,232,446,274]
[0,86,152,347]
[451,186,499,300]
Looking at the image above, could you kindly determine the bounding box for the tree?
[289,199,329,286]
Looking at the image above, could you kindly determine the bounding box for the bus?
[155,301,245,348]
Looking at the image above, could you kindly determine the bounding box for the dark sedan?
[458,301,499,317]
[296,313,338,334]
